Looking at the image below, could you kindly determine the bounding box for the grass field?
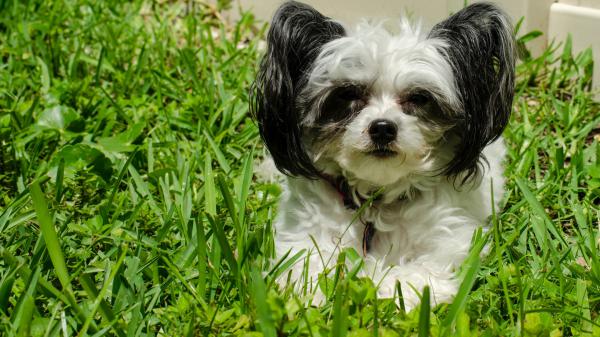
[0,1,599,336]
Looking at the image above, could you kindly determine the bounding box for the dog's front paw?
[373,266,459,312]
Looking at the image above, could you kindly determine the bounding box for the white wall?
[235,0,554,53]
[550,2,600,89]
[233,0,600,90]
[559,0,600,9]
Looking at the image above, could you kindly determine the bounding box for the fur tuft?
[250,1,345,178]
[428,2,516,182]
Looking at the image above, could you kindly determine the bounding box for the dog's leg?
[364,217,480,311]
[369,261,459,311]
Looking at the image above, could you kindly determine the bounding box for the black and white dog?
[251,1,515,309]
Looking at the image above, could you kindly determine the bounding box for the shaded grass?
[0,0,599,336]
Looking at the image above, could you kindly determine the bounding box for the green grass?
[0,1,599,336]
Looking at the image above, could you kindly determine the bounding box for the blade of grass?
[102,149,139,219]
[516,177,568,247]
[441,254,481,334]
[441,229,486,334]
[0,266,17,315]
[204,153,216,216]
[418,286,431,337]
[79,274,126,337]
[331,280,349,337]
[266,248,305,288]
[2,250,69,305]
[30,182,71,292]
[55,158,64,203]
[202,129,231,173]
[576,279,592,336]
[396,280,406,314]
[78,247,128,337]
[216,175,240,233]
[30,182,98,332]
[196,216,208,297]
[237,148,254,227]
[11,267,39,329]
[250,268,276,337]
[205,214,239,280]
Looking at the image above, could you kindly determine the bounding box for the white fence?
[233,0,600,90]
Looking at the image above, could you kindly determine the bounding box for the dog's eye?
[336,86,364,101]
[406,92,430,105]
[319,84,368,124]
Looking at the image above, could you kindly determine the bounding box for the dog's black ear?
[250,1,345,178]
[429,2,515,181]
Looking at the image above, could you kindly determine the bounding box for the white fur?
[268,19,508,310]
[273,139,505,310]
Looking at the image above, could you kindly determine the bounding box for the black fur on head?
[428,2,516,182]
[250,1,345,178]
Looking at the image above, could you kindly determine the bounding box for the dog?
[250,1,515,310]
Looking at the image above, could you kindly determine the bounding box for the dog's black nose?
[368,119,397,145]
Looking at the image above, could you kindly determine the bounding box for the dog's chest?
[279,179,443,257]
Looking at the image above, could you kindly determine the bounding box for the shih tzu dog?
[251,1,515,309]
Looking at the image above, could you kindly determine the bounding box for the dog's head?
[251,1,515,187]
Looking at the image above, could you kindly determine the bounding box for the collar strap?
[321,174,373,210]
[362,221,376,256]
[331,175,362,210]
[320,173,376,256]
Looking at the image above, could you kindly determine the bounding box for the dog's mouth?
[367,148,398,158]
